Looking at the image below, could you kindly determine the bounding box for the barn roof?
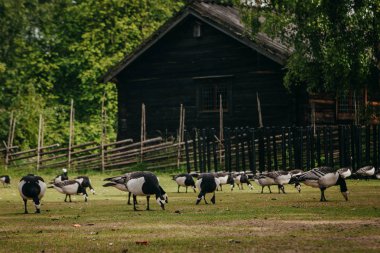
[102,1,290,83]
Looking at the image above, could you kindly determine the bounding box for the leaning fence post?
[272,127,278,171]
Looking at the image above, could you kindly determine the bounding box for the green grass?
[0,171,379,252]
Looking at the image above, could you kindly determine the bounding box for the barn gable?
[103,2,295,140]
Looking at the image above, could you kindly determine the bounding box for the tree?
[238,0,380,95]
[0,0,184,148]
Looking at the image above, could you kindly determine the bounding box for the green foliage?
[0,0,184,148]
[239,0,380,94]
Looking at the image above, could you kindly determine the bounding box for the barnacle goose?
[254,173,277,193]
[75,176,95,195]
[290,167,349,202]
[233,173,253,190]
[103,173,133,205]
[267,171,292,194]
[52,168,68,184]
[337,167,352,179]
[172,173,196,193]
[0,175,11,187]
[50,180,89,202]
[18,174,46,213]
[353,166,375,179]
[195,173,220,205]
[214,172,234,191]
[124,171,167,211]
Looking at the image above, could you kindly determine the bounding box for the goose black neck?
[337,176,347,192]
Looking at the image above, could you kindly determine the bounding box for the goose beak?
[90,189,96,195]
[248,184,253,191]
[296,184,301,193]
[342,191,349,201]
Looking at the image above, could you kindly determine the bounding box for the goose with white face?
[125,171,167,211]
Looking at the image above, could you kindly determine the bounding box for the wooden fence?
[1,125,379,173]
[184,125,380,173]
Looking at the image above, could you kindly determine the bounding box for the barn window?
[193,22,201,38]
[201,85,228,111]
[338,94,354,113]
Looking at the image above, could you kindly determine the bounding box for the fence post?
[211,128,218,172]
[225,128,232,173]
[241,130,246,172]
[198,129,203,173]
[192,129,198,172]
[288,127,293,169]
[350,125,358,171]
[329,126,333,167]
[365,125,370,165]
[184,130,191,173]
[281,127,286,170]
[306,126,311,170]
[251,128,256,174]
[266,127,272,171]
[206,129,211,172]
[202,129,207,173]
[338,125,343,168]
[259,128,265,172]
[373,125,377,168]
[235,128,240,172]
[272,127,278,171]
[316,127,321,167]
[356,126,362,169]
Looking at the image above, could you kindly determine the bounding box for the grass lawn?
[0,170,379,253]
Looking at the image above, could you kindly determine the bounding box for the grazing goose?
[195,173,220,205]
[50,180,88,202]
[0,175,11,187]
[291,167,349,202]
[103,173,132,205]
[52,168,68,184]
[353,166,375,179]
[267,171,292,194]
[124,171,167,211]
[172,173,196,193]
[254,173,277,193]
[75,176,95,195]
[337,167,352,179]
[18,174,46,213]
[214,172,234,191]
[376,170,380,180]
[289,169,303,193]
[233,173,253,190]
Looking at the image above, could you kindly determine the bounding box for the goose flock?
[0,165,378,214]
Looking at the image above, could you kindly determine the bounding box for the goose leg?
[127,192,131,205]
[146,195,150,210]
[210,192,216,204]
[133,195,138,211]
[281,185,286,194]
[277,185,281,194]
[64,194,68,202]
[261,186,264,194]
[33,197,40,213]
[220,185,223,191]
[268,186,272,193]
[23,199,28,214]
[177,185,180,193]
[196,191,205,205]
[186,186,188,193]
[320,188,327,202]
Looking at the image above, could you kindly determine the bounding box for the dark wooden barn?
[103,1,300,140]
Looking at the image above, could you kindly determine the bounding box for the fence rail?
[1,125,379,173]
